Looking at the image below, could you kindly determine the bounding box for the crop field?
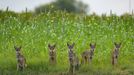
[0,11,134,75]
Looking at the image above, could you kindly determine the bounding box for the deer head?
[14,46,22,56]
[48,44,56,52]
[67,43,75,51]
[90,43,96,51]
[114,42,121,49]
[14,46,21,51]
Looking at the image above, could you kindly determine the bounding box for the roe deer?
[48,44,56,64]
[81,43,96,64]
[112,42,121,66]
[14,46,27,71]
[67,43,79,75]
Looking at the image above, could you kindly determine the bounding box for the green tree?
[35,0,88,14]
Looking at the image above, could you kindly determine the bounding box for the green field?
[0,11,134,75]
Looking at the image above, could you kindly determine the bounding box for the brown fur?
[48,44,56,64]
[14,46,26,71]
[67,43,79,75]
[81,43,96,64]
[112,42,121,66]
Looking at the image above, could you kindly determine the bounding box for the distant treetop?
[34,0,89,14]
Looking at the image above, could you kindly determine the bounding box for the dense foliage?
[0,11,134,75]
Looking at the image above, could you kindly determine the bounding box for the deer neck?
[16,51,22,57]
[115,48,119,52]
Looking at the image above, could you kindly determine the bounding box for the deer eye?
[117,45,120,48]
[71,46,73,48]
[16,49,19,51]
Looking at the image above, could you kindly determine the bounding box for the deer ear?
[53,44,56,47]
[94,43,96,46]
[114,42,117,46]
[90,43,92,46]
[14,46,17,49]
[119,42,121,45]
[19,46,22,49]
[72,43,75,47]
[67,42,69,47]
[48,44,51,48]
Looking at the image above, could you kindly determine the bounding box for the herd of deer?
[14,42,121,74]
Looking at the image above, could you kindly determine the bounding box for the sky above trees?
[0,0,134,15]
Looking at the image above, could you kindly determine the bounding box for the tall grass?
[0,11,134,75]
